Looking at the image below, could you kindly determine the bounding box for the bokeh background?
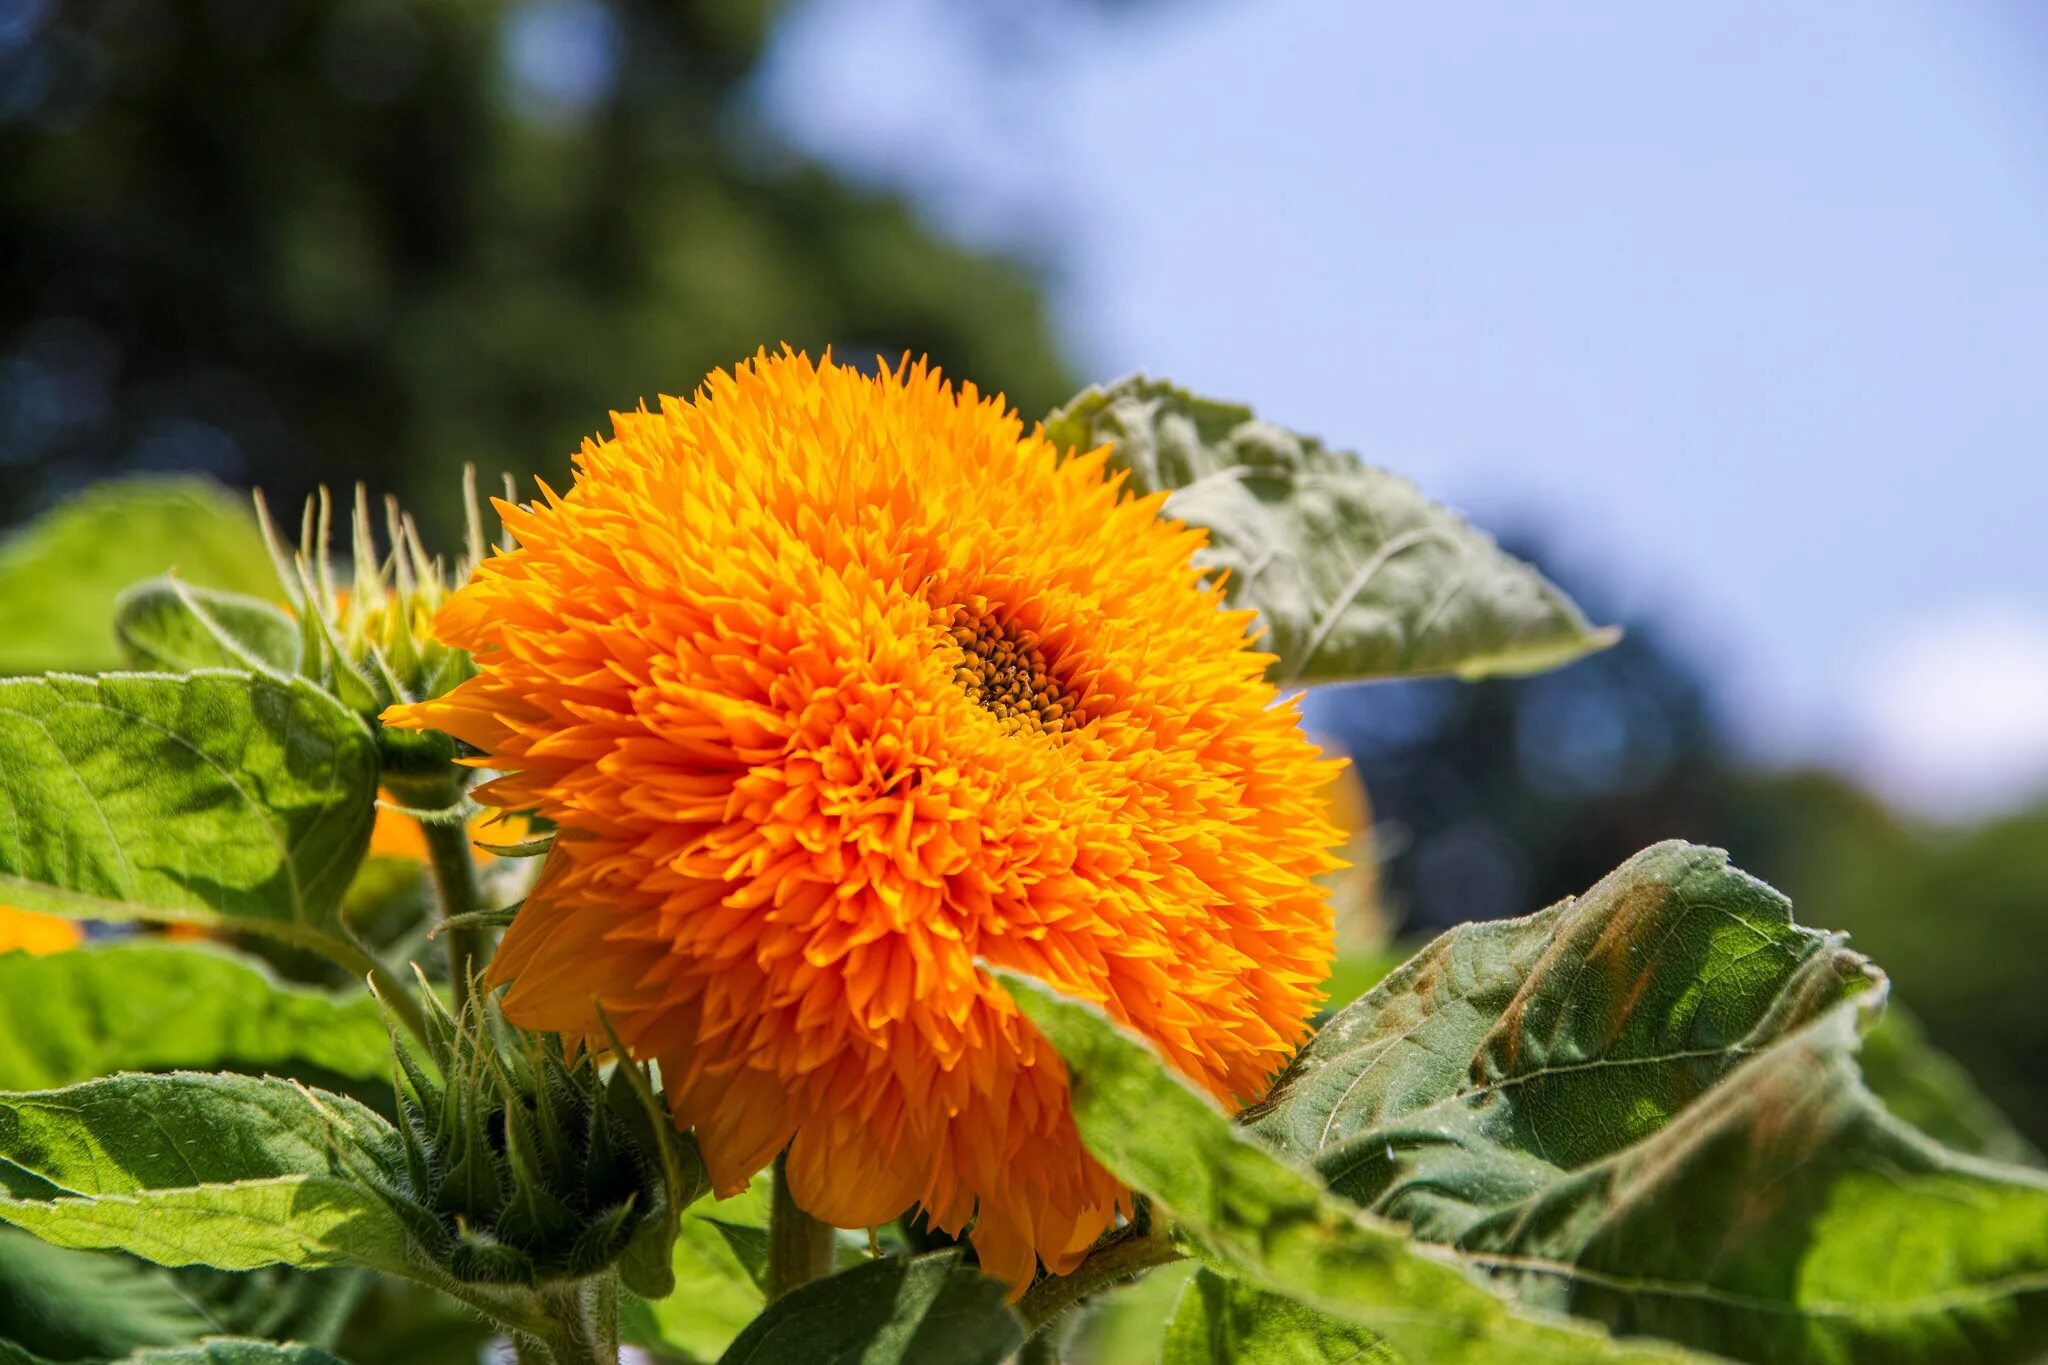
[4,0,2045,1153]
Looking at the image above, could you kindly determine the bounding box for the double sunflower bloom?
[386,350,1344,1290]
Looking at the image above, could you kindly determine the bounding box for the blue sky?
[754,0,2048,818]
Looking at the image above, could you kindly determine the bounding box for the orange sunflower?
[384,350,1343,1290]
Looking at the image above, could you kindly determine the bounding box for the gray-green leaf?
[0,1072,411,1276]
[0,941,395,1092]
[1000,973,1700,1362]
[1247,841,2048,1363]
[1043,377,1616,684]
[116,578,301,676]
[0,671,377,957]
[715,1249,1024,1365]
[0,479,278,677]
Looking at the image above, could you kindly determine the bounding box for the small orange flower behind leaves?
[383,350,1345,1290]
[0,906,82,956]
[366,793,533,864]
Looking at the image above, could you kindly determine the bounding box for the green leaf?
[1245,841,2048,1363]
[0,941,394,1092]
[0,1072,411,1276]
[127,1345,349,1364]
[623,1176,772,1361]
[1043,377,1616,683]
[329,1272,496,1365]
[1859,1004,2042,1166]
[1071,1261,1196,1365]
[1164,1267,1400,1364]
[174,1265,370,1353]
[0,672,377,957]
[1000,971,1702,1363]
[1247,842,1870,1200]
[116,578,302,676]
[1317,948,1411,1018]
[0,1227,212,1360]
[715,1249,1024,1365]
[0,479,278,676]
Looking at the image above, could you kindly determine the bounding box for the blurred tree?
[0,0,1075,537]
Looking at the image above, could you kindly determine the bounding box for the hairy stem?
[419,806,488,1017]
[1017,1227,1183,1333]
[514,1275,619,1364]
[1018,1331,1066,1364]
[767,1150,836,1300]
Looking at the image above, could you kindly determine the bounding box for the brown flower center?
[945,603,1084,735]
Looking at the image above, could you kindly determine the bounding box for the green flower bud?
[255,471,497,721]
[366,982,685,1289]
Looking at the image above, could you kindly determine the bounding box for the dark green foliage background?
[0,0,1074,540]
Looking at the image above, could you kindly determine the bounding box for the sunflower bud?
[371,982,677,1288]
[255,472,494,727]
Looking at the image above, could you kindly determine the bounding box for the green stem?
[1016,1227,1182,1334]
[265,917,430,1045]
[513,1275,619,1363]
[419,805,489,1018]
[1018,1332,1065,1365]
[767,1150,836,1300]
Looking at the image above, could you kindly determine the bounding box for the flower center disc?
[945,604,1084,736]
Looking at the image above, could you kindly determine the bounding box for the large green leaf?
[0,942,393,1092]
[715,1249,1024,1365]
[1001,974,1700,1363]
[115,578,301,676]
[1043,377,1615,684]
[1244,842,2048,1363]
[0,1227,212,1360]
[1164,1267,1400,1364]
[0,1072,411,1275]
[0,479,277,676]
[0,672,377,958]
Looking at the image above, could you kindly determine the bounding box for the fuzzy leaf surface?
[715,1248,1024,1365]
[0,479,277,676]
[1043,377,1614,683]
[0,672,377,948]
[128,1346,349,1364]
[0,1072,410,1275]
[1001,973,1701,1362]
[116,578,301,676]
[1163,1267,1400,1364]
[0,1346,348,1365]
[1244,841,2048,1363]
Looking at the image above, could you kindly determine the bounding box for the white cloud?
[1845,603,2048,821]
